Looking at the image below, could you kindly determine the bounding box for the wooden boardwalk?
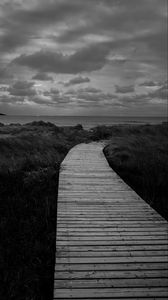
[53,143,168,299]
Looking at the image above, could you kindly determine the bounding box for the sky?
[0,0,167,116]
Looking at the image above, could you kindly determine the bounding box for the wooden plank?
[57,218,164,222]
[57,235,165,243]
[57,233,168,238]
[57,210,161,214]
[57,244,168,251]
[56,250,168,258]
[56,256,168,264]
[55,262,168,272]
[54,278,168,288]
[54,287,168,298]
[57,235,167,240]
[56,240,168,246]
[54,143,168,299]
[54,269,168,280]
[57,229,168,234]
[57,224,168,228]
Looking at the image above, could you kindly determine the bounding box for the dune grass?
[0,122,90,300]
[0,121,167,299]
[103,123,168,220]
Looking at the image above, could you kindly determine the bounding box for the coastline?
[0,115,167,129]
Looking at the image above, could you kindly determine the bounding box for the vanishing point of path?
[53,143,168,299]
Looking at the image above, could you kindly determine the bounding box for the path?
[53,143,168,299]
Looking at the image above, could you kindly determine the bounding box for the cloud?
[117,81,168,107]
[32,72,53,81]
[13,42,112,74]
[150,82,168,100]
[10,81,35,90]
[0,95,22,104]
[78,87,102,93]
[40,88,71,106]
[109,55,128,64]
[63,76,90,86]
[8,80,37,97]
[57,0,166,42]
[0,86,8,92]
[56,1,167,73]
[0,0,166,115]
[0,0,88,53]
[70,81,167,108]
[0,86,70,108]
[115,85,135,94]
[28,95,56,105]
[115,94,151,108]
[139,80,158,87]
[43,88,60,97]
[0,94,32,108]
[65,86,119,106]
[0,69,13,83]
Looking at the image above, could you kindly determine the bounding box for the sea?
[0,115,167,130]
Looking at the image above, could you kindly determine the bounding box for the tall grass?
[103,124,168,220]
[0,122,90,300]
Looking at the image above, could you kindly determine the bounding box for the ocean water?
[0,115,167,130]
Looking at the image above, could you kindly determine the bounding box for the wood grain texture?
[53,143,168,299]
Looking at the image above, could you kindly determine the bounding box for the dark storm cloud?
[0,0,166,115]
[115,85,135,94]
[32,73,53,81]
[15,1,85,25]
[2,0,164,53]
[63,76,90,87]
[57,0,166,41]
[0,31,28,54]
[8,81,36,97]
[13,42,111,73]
[56,0,167,68]
[1,0,166,68]
[0,0,88,53]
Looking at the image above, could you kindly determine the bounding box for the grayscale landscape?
[0,1,167,299]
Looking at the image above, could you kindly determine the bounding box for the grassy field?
[0,121,167,299]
